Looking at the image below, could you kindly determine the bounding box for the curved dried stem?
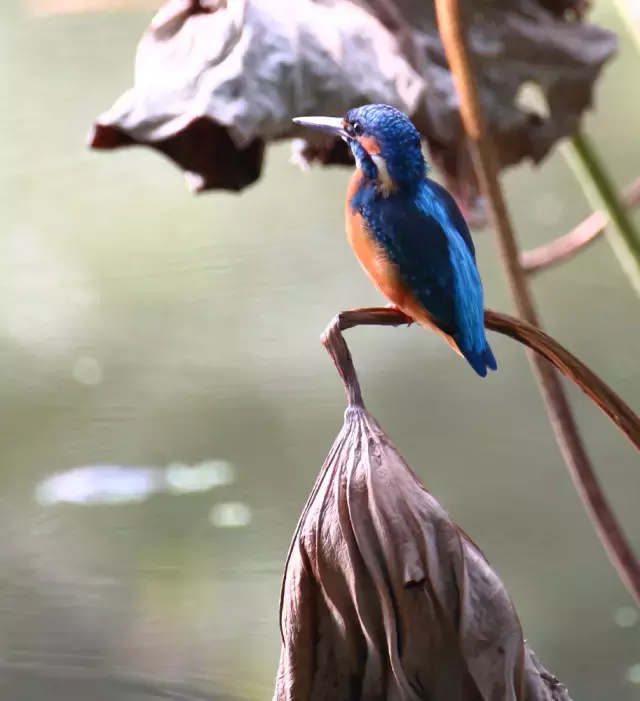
[434,0,640,606]
[483,309,640,446]
[322,306,640,450]
[521,176,640,274]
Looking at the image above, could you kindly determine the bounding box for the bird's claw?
[385,303,414,326]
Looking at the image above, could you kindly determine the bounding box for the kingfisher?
[293,104,497,377]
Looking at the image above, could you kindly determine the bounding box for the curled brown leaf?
[88,0,617,224]
[276,402,566,701]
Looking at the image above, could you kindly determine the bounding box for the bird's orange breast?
[344,168,462,356]
[345,169,409,307]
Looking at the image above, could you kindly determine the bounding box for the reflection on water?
[615,606,639,628]
[1,1,640,700]
[209,502,252,529]
[35,460,235,505]
[627,664,640,685]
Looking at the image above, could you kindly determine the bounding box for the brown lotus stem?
[434,0,640,606]
[521,176,640,274]
[322,306,640,450]
[484,309,640,447]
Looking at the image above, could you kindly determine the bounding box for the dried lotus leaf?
[276,404,567,701]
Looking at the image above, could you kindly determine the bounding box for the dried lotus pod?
[275,313,573,701]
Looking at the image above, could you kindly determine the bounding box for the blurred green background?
[1,1,639,699]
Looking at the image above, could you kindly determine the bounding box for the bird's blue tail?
[460,341,498,378]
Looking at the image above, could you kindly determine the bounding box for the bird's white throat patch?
[371,154,395,197]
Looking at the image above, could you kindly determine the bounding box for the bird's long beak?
[292,116,350,140]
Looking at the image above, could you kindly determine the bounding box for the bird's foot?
[385,303,414,326]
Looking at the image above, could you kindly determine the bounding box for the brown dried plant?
[275,305,640,700]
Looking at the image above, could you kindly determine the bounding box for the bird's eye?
[352,121,364,137]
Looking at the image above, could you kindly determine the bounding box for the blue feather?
[352,176,496,377]
[416,180,496,374]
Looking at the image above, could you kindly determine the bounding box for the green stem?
[614,0,640,55]
[562,131,640,297]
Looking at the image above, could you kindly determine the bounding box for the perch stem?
[562,132,640,296]
[322,307,640,451]
[434,0,640,605]
[321,315,365,407]
[521,176,640,274]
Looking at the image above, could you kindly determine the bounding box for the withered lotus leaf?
[275,404,569,701]
[88,0,617,225]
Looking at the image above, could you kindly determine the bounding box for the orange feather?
[345,168,462,357]
[358,135,381,155]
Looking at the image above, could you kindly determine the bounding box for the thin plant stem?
[434,0,640,606]
[521,175,640,274]
[321,306,640,451]
[563,132,640,296]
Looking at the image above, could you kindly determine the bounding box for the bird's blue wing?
[357,186,457,334]
[421,178,476,258]
[357,179,486,356]
[414,180,486,357]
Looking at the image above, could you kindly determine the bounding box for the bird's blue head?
[293,104,427,195]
